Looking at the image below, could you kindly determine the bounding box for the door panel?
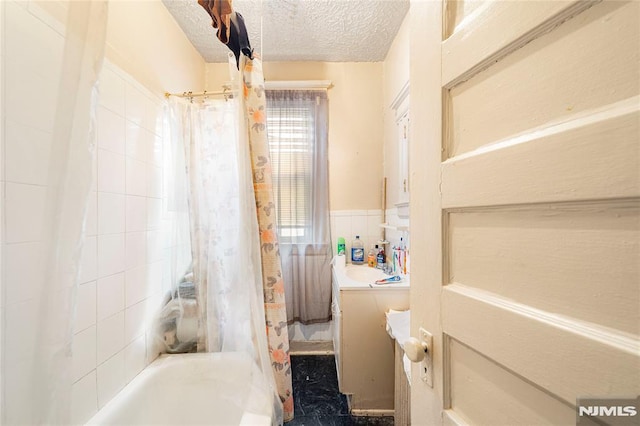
[448,203,640,334]
[445,1,639,158]
[443,283,640,405]
[442,101,640,207]
[410,0,640,424]
[442,0,599,87]
[448,338,575,425]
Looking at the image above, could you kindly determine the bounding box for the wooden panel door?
[409,1,640,424]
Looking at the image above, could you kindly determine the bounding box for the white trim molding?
[264,80,333,90]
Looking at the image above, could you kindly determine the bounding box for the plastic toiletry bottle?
[367,245,377,267]
[376,246,386,270]
[337,237,346,256]
[351,236,365,264]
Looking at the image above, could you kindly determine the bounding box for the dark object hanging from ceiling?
[197,0,253,68]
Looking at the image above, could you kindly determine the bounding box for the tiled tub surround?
[70,61,168,424]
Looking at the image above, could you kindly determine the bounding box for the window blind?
[267,104,314,238]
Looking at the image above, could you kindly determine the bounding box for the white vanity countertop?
[332,264,410,290]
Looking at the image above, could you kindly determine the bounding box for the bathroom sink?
[345,266,390,283]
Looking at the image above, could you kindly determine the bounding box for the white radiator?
[394,340,411,425]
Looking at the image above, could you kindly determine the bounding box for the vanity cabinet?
[332,271,410,413]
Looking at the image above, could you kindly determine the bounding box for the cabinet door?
[398,113,410,203]
[332,290,342,390]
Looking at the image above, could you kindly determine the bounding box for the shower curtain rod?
[165,80,333,100]
[164,89,233,99]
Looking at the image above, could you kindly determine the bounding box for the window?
[266,90,328,242]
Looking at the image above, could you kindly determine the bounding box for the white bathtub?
[87,352,274,425]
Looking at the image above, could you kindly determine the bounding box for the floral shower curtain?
[240,56,295,422]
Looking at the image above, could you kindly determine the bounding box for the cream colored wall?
[383,15,410,209]
[105,0,206,95]
[206,61,385,211]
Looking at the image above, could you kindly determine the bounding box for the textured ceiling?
[162,0,409,62]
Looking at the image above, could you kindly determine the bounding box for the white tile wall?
[330,210,384,262]
[384,207,410,250]
[72,60,167,422]
[125,195,147,232]
[98,192,125,235]
[98,107,126,155]
[97,149,126,194]
[5,121,52,185]
[125,232,147,270]
[5,242,43,304]
[329,209,410,265]
[126,158,147,197]
[79,236,98,284]
[124,336,147,383]
[75,282,97,332]
[5,182,46,243]
[72,326,97,382]
[71,371,98,425]
[125,265,148,308]
[96,273,125,321]
[86,192,98,236]
[96,351,125,408]
[96,312,125,365]
[97,234,125,278]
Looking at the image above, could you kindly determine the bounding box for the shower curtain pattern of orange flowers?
[241,57,294,422]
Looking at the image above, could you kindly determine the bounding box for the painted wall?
[206,61,385,211]
[382,14,410,210]
[0,1,205,423]
[105,0,206,94]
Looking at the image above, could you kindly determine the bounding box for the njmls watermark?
[576,397,639,426]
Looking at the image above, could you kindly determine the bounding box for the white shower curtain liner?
[9,1,108,424]
[163,93,283,424]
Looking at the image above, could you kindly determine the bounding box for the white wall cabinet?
[398,113,410,203]
[391,82,410,205]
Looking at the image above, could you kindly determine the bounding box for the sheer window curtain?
[266,90,332,325]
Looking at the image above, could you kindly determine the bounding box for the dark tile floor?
[287,355,395,426]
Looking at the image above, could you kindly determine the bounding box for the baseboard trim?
[289,340,334,355]
[350,409,395,417]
